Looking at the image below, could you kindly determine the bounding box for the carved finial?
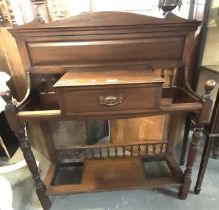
[203,80,216,101]
[1,90,17,112]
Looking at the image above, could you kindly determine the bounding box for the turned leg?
[179,80,216,199]
[15,128,51,209]
[194,135,214,194]
[179,126,203,199]
[1,90,51,210]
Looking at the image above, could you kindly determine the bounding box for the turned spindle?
[203,80,217,101]
[0,72,51,209]
[179,79,216,200]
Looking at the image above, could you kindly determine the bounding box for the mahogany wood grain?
[44,157,182,195]
[57,86,162,115]
[179,81,216,199]
[28,37,184,67]
[53,69,164,87]
[6,11,214,207]
[54,70,163,115]
[17,102,203,121]
[110,116,166,145]
[167,113,179,153]
[9,12,199,74]
[30,61,183,74]
[0,28,26,99]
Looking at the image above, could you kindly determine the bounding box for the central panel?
[28,37,184,66]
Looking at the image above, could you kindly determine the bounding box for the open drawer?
[17,86,203,121]
[53,69,164,116]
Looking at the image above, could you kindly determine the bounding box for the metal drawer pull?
[98,95,123,106]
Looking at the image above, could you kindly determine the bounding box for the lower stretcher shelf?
[44,155,183,195]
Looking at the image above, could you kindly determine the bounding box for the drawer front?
[57,85,162,115]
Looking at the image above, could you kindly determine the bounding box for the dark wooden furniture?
[180,65,219,165]
[0,12,216,209]
[194,88,219,194]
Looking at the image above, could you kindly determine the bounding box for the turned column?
[194,88,219,194]
[179,80,216,199]
[1,90,51,210]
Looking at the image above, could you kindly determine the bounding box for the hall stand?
[0,12,216,209]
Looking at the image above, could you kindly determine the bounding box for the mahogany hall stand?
[0,12,216,209]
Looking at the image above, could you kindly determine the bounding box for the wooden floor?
[45,157,182,195]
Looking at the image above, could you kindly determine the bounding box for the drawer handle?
[98,95,123,106]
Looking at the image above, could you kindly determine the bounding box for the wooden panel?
[110,116,166,144]
[30,61,183,74]
[28,37,184,67]
[82,158,145,188]
[9,12,199,74]
[27,121,55,161]
[45,157,182,194]
[58,85,162,114]
[0,28,26,99]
